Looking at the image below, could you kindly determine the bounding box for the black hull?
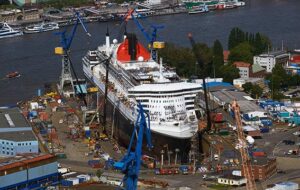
[105,100,192,163]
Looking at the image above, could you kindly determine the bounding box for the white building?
[233,61,251,78]
[253,51,290,73]
[217,175,247,186]
[0,108,38,157]
[233,77,265,89]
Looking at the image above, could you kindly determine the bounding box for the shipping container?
[61,180,73,187]
[260,127,269,133]
[56,153,67,159]
[85,130,91,138]
[278,112,290,118]
[214,113,223,122]
[67,178,79,185]
[252,151,265,157]
[88,160,100,166]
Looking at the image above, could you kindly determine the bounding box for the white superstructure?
[0,22,23,39]
[24,22,59,34]
[83,33,201,139]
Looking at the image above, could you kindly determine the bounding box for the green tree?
[219,64,240,83]
[159,43,196,78]
[228,42,253,64]
[228,27,245,50]
[212,40,224,77]
[251,84,263,99]
[242,82,253,94]
[212,40,224,64]
[272,91,285,101]
[260,35,272,54]
[254,32,263,55]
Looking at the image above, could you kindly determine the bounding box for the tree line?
[228,27,272,64]
[158,40,240,83]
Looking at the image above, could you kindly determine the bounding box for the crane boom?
[232,100,257,190]
[124,9,164,61]
[114,102,153,190]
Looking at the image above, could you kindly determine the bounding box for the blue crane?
[114,102,153,190]
[55,11,90,105]
[125,9,164,61]
[56,11,91,51]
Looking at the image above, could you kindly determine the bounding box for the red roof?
[223,50,230,61]
[0,154,54,172]
[117,39,150,63]
[233,61,251,68]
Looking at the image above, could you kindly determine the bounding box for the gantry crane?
[114,102,153,190]
[55,11,90,104]
[125,9,165,61]
[231,100,257,190]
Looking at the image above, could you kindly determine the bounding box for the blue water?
[1,0,300,105]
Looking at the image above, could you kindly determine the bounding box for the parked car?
[282,140,295,145]
[277,169,286,174]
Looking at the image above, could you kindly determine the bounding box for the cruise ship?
[82,32,201,160]
[0,22,23,39]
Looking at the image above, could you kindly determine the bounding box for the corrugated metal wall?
[28,162,58,180]
[0,161,58,188]
[0,170,27,188]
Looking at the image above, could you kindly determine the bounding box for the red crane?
[231,100,257,190]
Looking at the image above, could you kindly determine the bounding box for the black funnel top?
[127,33,137,61]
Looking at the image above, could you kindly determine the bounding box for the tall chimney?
[124,25,127,41]
[127,33,137,61]
[106,27,110,54]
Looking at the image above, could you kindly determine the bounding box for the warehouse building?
[206,82,265,114]
[0,107,38,157]
[0,154,59,189]
[243,157,277,181]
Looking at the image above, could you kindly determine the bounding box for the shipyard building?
[0,107,38,157]
[0,154,59,189]
[253,50,290,73]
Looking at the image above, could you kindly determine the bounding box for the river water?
[1,0,300,105]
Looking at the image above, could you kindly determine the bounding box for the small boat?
[6,71,21,79]
[0,22,23,39]
[188,5,209,14]
[24,22,59,34]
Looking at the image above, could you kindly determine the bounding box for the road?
[255,126,299,157]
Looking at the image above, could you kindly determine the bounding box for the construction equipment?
[55,11,90,102]
[231,100,257,190]
[114,103,153,190]
[125,9,164,61]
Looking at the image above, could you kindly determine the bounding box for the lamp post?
[175,148,180,165]
[160,150,165,168]
[168,151,173,166]
[164,144,169,165]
